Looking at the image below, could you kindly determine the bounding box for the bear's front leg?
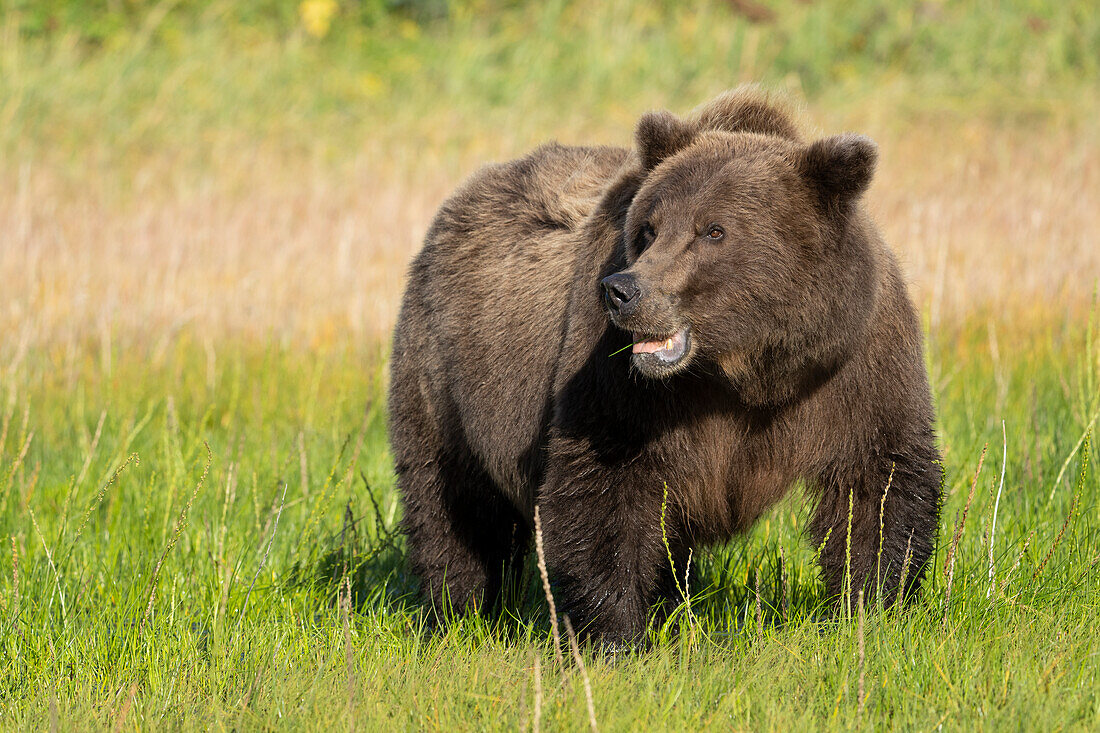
[811,442,943,609]
[537,449,676,649]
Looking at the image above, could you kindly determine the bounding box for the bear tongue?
[632,335,676,355]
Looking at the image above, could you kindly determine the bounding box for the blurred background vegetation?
[3,0,1098,170]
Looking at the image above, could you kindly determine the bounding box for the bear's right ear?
[635,111,695,172]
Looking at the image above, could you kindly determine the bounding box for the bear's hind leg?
[390,354,530,621]
[399,449,529,619]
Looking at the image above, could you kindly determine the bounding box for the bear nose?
[601,273,640,316]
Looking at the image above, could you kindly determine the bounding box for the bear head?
[602,89,881,405]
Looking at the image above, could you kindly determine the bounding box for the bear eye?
[705,224,725,241]
[638,223,657,250]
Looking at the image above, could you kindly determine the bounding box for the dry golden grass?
[869,120,1100,327]
[1,114,1097,356]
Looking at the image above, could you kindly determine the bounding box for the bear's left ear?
[635,110,696,172]
[799,134,878,215]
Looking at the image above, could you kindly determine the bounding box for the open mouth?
[631,328,690,365]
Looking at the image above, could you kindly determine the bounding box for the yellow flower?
[398,19,421,41]
[359,72,388,99]
[299,0,338,39]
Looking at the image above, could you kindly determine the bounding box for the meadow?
[2,1,1099,729]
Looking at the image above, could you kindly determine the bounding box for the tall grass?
[1,94,1097,357]
[0,320,1097,728]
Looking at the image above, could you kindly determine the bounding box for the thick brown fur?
[389,86,943,647]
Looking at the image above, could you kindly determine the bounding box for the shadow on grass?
[281,480,848,650]
[283,487,417,615]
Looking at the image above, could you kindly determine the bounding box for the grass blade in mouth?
[609,342,635,357]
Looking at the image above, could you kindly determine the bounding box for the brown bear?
[388,87,943,648]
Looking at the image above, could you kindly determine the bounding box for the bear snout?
[601,272,641,316]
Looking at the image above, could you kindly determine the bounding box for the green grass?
[1,316,1097,730]
[3,0,1098,175]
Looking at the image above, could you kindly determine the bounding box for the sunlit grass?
[0,317,1097,729]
